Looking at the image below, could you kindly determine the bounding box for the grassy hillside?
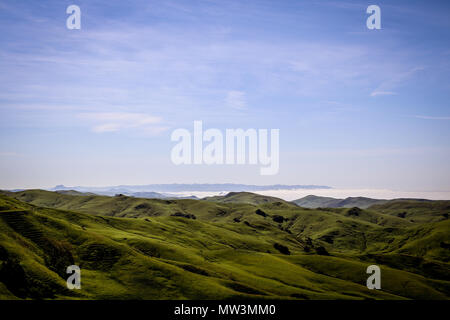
[204,191,294,206]
[293,195,387,209]
[0,191,449,300]
[368,199,450,223]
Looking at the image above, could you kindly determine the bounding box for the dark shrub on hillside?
[255,209,267,217]
[171,212,196,219]
[272,215,285,223]
[181,264,209,276]
[216,209,227,216]
[135,203,151,210]
[397,212,407,218]
[347,207,362,216]
[233,218,241,223]
[0,245,8,260]
[440,242,450,249]
[315,246,330,256]
[320,235,334,244]
[273,243,290,255]
[273,202,284,206]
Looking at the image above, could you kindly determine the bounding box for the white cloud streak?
[413,115,450,120]
[370,91,396,97]
[225,91,246,109]
[78,112,167,134]
[370,67,424,97]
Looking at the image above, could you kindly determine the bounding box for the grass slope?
[204,191,294,206]
[0,191,449,300]
[368,199,450,223]
[293,195,387,209]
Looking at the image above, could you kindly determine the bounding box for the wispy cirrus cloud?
[370,67,424,97]
[78,112,168,134]
[413,115,450,120]
[225,91,246,109]
[370,91,396,97]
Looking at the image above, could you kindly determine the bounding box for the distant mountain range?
[53,189,198,200]
[25,186,435,206]
[49,183,331,198]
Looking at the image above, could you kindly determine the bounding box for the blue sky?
[0,0,449,191]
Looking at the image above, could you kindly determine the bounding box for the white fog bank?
[170,189,450,201]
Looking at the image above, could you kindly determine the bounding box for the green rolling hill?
[204,191,294,206]
[292,195,387,209]
[368,199,450,223]
[0,190,449,300]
